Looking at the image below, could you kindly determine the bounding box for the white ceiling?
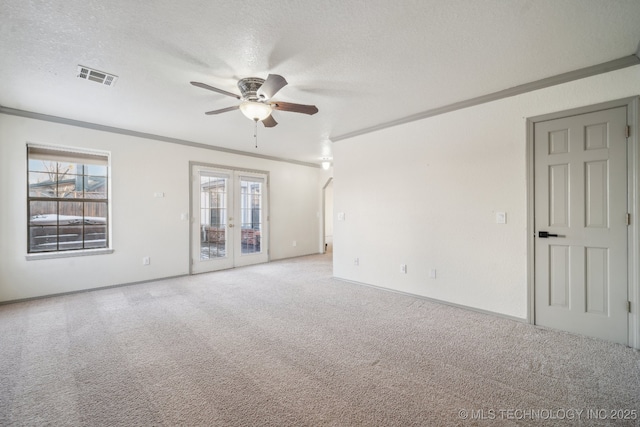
[1,0,640,165]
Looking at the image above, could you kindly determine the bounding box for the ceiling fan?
[190,74,318,128]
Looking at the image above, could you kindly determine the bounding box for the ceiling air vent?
[77,65,118,86]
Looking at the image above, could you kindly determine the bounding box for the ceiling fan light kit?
[239,101,272,121]
[190,74,318,129]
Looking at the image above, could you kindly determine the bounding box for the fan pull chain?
[254,119,258,148]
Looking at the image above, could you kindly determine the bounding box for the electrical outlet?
[354,257,359,266]
[400,264,407,274]
[143,257,150,265]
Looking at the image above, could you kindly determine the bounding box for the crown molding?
[332,54,640,143]
[0,106,320,169]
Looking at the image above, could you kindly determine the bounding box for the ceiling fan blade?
[271,102,318,115]
[191,81,240,99]
[261,115,278,128]
[205,105,239,115]
[257,74,287,100]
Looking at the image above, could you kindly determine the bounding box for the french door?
[191,164,268,274]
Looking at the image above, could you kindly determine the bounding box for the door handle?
[538,231,559,238]
[228,224,234,228]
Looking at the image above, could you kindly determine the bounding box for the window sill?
[25,248,114,261]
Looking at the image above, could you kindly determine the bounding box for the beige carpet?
[1,254,639,426]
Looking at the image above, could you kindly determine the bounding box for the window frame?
[25,144,113,260]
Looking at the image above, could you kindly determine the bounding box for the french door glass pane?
[240,179,262,254]
[200,174,228,259]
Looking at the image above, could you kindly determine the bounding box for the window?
[27,145,110,254]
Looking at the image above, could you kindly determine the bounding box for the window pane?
[29,226,58,252]
[86,164,107,176]
[85,202,107,224]
[58,201,83,224]
[85,225,107,248]
[29,172,57,197]
[59,225,83,251]
[57,161,82,176]
[84,176,107,199]
[28,159,56,173]
[241,228,261,254]
[30,200,57,221]
[57,175,84,198]
[200,241,211,260]
[29,200,57,251]
[201,208,210,227]
[210,208,220,227]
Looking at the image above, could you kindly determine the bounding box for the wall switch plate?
[143,257,150,265]
[496,212,506,224]
[154,192,165,198]
[429,269,437,279]
[292,240,297,247]
[400,264,407,274]
[354,257,359,266]
[337,212,345,221]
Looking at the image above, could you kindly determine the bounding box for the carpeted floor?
[1,254,639,426]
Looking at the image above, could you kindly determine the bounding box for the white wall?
[333,65,640,319]
[0,114,322,302]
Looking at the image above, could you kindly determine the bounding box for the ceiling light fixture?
[321,157,333,170]
[239,101,272,121]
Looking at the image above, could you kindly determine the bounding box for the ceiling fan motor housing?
[237,77,265,101]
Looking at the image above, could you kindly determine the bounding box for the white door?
[191,165,268,274]
[534,106,628,345]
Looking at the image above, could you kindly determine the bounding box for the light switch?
[496,212,506,224]
[337,212,345,221]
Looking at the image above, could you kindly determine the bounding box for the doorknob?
[538,231,559,238]
[228,224,234,228]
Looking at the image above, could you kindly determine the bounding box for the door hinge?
[626,213,631,226]
[628,301,632,313]
[625,125,630,138]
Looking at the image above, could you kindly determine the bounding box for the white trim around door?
[526,96,640,349]
[189,162,270,274]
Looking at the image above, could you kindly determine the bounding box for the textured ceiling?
[1,0,640,165]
